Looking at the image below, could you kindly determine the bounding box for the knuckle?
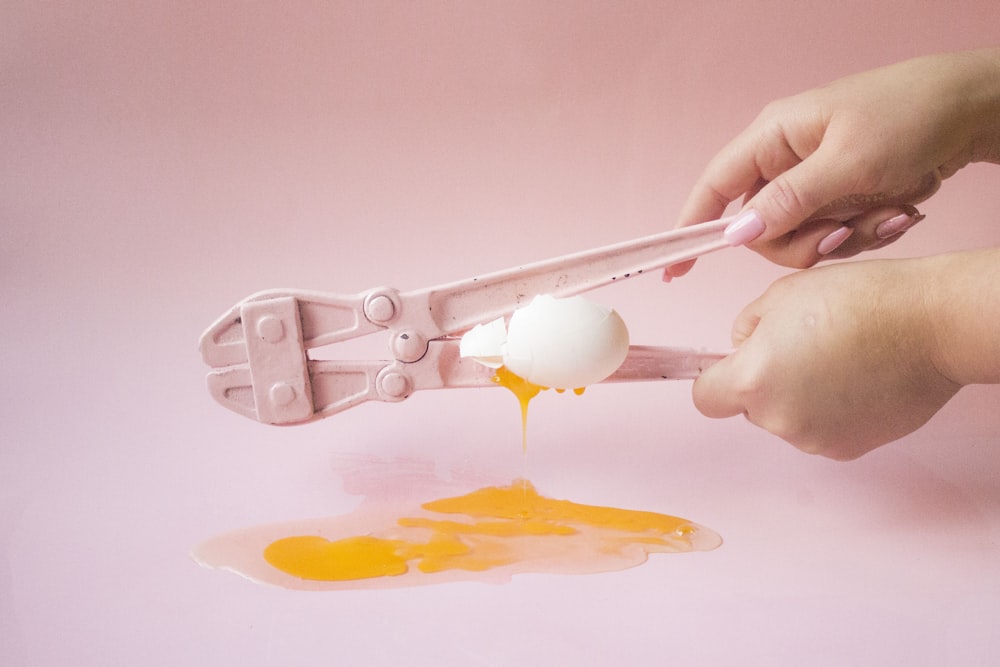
[757,95,795,121]
[763,176,814,222]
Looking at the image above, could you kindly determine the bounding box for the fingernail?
[816,226,854,255]
[723,209,766,246]
[661,269,673,283]
[875,212,924,239]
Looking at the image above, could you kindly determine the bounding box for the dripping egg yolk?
[459,294,628,450]
[490,366,586,452]
[491,365,545,452]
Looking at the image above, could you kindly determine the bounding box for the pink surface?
[3,2,1000,665]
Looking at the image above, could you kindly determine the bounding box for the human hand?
[692,258,961,460]
[668,49,1000,276]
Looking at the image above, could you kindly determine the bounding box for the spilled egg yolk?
[238,367,722,589]
[491,365,584,452]
[262,480,713,582]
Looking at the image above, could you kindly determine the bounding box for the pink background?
[3,2,1000,664]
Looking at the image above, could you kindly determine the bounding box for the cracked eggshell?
[502,295,629,389]
[459,316,507,368]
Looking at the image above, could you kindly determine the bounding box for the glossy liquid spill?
[261,480,718,584]
[192,367,721,590]
[193,472,721,591]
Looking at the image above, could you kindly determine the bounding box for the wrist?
[922,249,1000,386]
[958,48,1000,165]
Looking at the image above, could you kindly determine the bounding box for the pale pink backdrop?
[3,2,1000,665]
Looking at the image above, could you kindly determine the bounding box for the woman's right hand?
[667,48,1000,276]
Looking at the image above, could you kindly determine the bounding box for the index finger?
[664,130,777,279]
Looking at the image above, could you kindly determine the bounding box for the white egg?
[460,294,630,389]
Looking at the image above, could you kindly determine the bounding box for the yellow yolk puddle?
[262,480,717,582]
[195,366,722,590]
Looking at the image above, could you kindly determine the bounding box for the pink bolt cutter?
[199,174,940,426]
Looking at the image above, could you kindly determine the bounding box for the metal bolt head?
[269,382,297,406]
[256,315,285,343]
[391,330,427,362]
[378,371,410,399]
[364,293,396,324]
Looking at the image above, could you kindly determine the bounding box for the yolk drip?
[492,366,542,452]
[491,366,584,452]
[262,480,714,582]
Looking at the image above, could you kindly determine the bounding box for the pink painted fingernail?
[816,226,854,255]
[723,209,766,246]
[875,212,925,239]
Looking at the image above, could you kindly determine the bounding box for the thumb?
[692,352,749,419]
[746,146,858,239]
[692,297,768,418]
